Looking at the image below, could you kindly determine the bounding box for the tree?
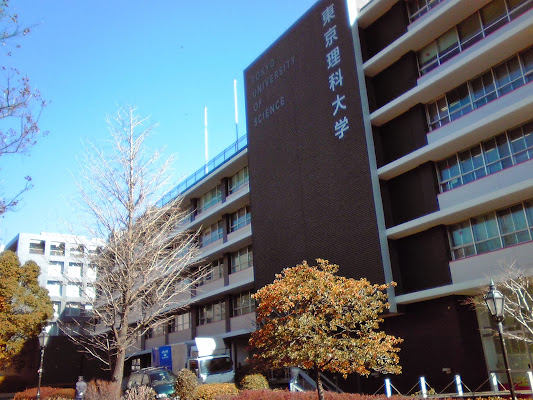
[73,106,201,399]
[0,1,47,215]
[468,261,533,344]
[249,259,402,400]
[0,250,53,369]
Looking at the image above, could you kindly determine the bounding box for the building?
[3,232,106,388]
[356,0,533,392]
[130,0,533,393]
[6,232,104,335]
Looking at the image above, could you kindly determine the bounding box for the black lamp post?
[484,280,516,400]
[36,328,50,400]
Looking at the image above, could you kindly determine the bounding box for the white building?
[6,232,104,335]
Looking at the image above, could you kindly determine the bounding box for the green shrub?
[13,387,76,399]
[193,382,239,400]
[239,374,269,391]
[176,368,199,400]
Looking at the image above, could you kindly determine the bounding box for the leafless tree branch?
[70,106,202,397]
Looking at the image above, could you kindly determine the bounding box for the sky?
[0,0,320,245]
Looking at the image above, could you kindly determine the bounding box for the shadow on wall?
[0,336,110,393]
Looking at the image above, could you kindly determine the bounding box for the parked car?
[125,367,177,399]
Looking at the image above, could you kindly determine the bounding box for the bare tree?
[0,1,47,215]
[72,106,201,398]
[467,261,533,344]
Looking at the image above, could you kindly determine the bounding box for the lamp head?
[38,327,50,348]
[484,279,505,321]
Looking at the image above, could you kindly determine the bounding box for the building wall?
[6,232,104,334]
[359,0,533,389]
[245,0,386,291]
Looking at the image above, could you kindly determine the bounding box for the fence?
[375,370,533,398]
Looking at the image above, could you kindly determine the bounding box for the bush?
[239,374,269,391]
[14,387,76,399]
[121,385,156,400]
[85,379,119,400]
[193,382,239,400]
[175,368,199,400]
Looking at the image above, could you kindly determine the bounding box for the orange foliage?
[249,259,403,379]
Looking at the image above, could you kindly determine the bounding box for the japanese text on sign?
[322,4,349,139]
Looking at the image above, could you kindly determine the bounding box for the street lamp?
[36,327,51,400]
[484,280,516,400]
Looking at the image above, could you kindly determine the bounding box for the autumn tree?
[0,0,47,215]
[73,106,201,399]
[249,259,402,400]
[0,250,53,369]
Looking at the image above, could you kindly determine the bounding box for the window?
[66,283,81,297]
[63,323,80,335]
[233,291,255,316]
[498,204,530,246]
[50,242,65,256]
[70,244,84,256]
[200,221,223,247]
[68,262,83,279]
[86,285,96,299]
[198,185,222,213]
[231,246,253,273]
[29,240,45,255]
[406,0,445,23]
[230,206,251,232]
[64,302,81,317]
[169,312,191,332]
[427,46,533,131]
[417,0,533,75]
[437,120,533,192]
[229,166,249,194]
[47,281,62,297]
[198,300,225,325]
[88,247,102,256]
[199,259,224,285]
[48,261,64,277]
[449,200,533,260]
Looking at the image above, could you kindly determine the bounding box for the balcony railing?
[158,135,248,207]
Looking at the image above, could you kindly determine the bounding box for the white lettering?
[253,96,286,127]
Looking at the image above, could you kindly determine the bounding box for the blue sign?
[159,345,172,369]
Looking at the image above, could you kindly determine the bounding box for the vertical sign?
[245,0,384,288]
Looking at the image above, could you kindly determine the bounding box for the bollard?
[385,378,392,398]
[455,374,464,396]
[420,376,428,399]
[490,372,499,392]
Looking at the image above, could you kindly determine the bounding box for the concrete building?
[357,0,533,392]
[6,232,104,335]
[119,0,533,393]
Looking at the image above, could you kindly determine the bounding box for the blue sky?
[0,0,319,244]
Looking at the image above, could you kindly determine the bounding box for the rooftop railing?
[158,134,248,207]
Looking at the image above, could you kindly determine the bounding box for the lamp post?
[36,328,50,400]
[484,280,516,400]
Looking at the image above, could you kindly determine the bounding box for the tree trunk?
[112,346,126,400]
[316,368,325,400]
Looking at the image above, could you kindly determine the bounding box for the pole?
[204,106,208,173]
[455,374,463,397]
[497,321,516,400]
[36,346,45,400]
[234,79,239,143]
[384,378,392,398]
